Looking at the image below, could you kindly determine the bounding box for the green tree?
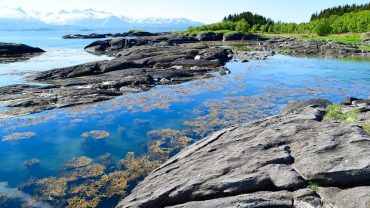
[250,25,258,33]
[315,20,332,36]
[235,19,250,33]
[268,25,274,33]
[260,24,268,33]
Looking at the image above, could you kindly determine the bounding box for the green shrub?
[324,105,360,123]
[308,182,319,192]
[128,29,145,33]
[235,19,250,33]
[315,20,333,36]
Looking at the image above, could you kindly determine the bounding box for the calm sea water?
[0,30,369,206]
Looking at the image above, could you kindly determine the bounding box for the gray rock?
[223,33,262,41]
[166,191,294,208]
[318,187,370,208]
[255,37,368,57]
[195,32,223,41]
[219,66,231,75]
[0,43,232,117]
[118,99,370,208]
[280,99,332,114]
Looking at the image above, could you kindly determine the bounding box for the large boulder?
[195,32,223,41]
[118,99,370,208]
[0,43,44,56]
[223,33,262,41]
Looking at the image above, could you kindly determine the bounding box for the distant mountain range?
[0,5,203,31]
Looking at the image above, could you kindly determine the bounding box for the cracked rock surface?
[118,99,370,208]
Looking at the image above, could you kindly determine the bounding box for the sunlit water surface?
[0,30,369,207]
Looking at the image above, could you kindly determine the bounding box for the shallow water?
[0,31,369,207]
[0,30,113,86]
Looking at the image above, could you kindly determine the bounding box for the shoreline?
[0,32,369,119]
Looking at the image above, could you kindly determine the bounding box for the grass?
[299,33,362,44]
[324,105,361,123]
[128,29,146,33]
[324,105,370,134]
[175,30,235,36]
[308,182,319,192]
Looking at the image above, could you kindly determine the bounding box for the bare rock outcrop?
[118,99,370,208]
[0,43,44,63]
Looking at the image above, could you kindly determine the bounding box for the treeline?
[273,10,370,35]
[311,3,370,21]
[188,10,370,36]
[223,11,273,26]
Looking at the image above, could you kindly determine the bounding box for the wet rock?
[219,66,230,75]
[118,99,370,208]
[233,51,275,61]
[0,41,232,117]
[255,37,368,57]
[0,43,44,56]
[63,31,156,39]
[84,34,198,56]
[0,43,45,63]
[63,33,110,39]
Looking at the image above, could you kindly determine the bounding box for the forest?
[187,3,370,36]
[311,3,370,20]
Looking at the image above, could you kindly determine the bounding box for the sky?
[1,0,369,23]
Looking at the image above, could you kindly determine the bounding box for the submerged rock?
[81,130,110,140]
[118,98,370,208]
[23,158,41,169]
[2,132,36,142]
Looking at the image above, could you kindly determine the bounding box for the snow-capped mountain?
[0,5,203,31]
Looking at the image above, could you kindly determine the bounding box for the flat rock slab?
[118,99,370,208]
[254,37,369,57]
[0,43,232,118]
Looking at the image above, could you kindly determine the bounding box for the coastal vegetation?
[310,3,370,21]
[187,3,370,37]
[324,104,370,133]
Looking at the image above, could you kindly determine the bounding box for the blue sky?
[1,0,369,23]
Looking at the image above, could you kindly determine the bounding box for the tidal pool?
[0,54,369,207]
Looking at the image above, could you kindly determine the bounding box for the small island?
[0,43,45,63]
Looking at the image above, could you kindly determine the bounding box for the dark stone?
[0,43,45,63]
[340,97,360,105]
[195,32,223,41]
[0,41,232,117]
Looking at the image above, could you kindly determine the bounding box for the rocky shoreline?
[0,43,45,63]
[118,98,370,208]
[0,32,369,118]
